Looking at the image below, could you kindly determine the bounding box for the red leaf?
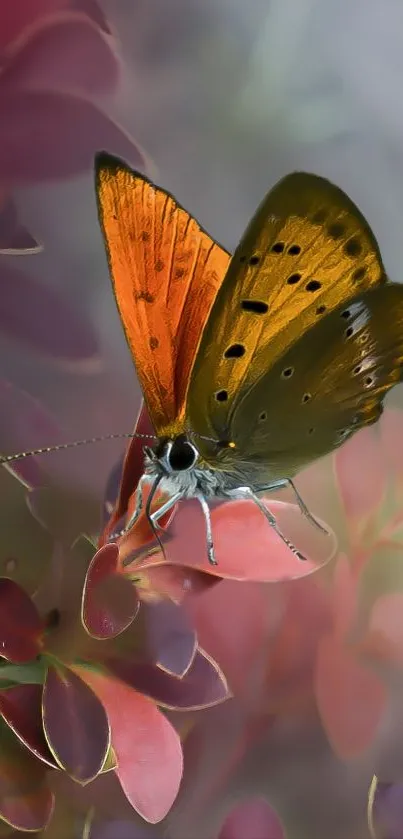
[0,90,147,182]
[1,11,120,96]
[0,684,57,767]
[0,578,43,662]
[0,264,99,363]
[82,543,139,639]
[315,633,386,758]
[107,647,230,710]
[74,665,183,823]
[42,664,110,783]
[0,719,54,831]
[218,798,286,839]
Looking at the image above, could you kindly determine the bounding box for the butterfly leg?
[195,493,217,566]
[226,486,306,561]
[149,491,183,529]
[257,478,328,535]
[124,473,150,532]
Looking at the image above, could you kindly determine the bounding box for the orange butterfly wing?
[95,153,230,437]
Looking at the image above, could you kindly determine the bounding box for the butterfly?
[95,152,403,565]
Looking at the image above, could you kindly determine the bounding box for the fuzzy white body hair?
[144,458,233,499]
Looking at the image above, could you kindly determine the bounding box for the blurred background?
[2,3,403,837]
[3,0,403,493]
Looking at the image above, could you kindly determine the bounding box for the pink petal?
[2,11,120,96]
[0,720,54,832]
[0,90,147,182]
[135,498,336,583]
[315,633,386,759]
[0,195,41,254]
[82,543,139,639]
[74,666,183,823]
[0,264,99,363]
[0,0,69,50]
[334,427,387,526]
[218,798,286,839]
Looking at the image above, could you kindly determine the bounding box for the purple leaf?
[0,684,57,767]
[0,264,99,363]
[106,648,230,710]
[0,578,43,662]
[371,778,403,839]
[144,600,197,677]
[42,664,110,783]
[0,89,148,182]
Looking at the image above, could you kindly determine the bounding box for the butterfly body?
[95,153,403,565]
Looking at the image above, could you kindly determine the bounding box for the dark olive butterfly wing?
[222,283,403,484]
[187,172,387,452]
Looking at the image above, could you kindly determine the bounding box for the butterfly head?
[145,434,199,477]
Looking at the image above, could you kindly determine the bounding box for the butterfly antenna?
[0,432,158,465]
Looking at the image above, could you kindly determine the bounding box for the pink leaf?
[74,665,183,823]
[315,633,386,758]
[334,427,387,525]
[144,600,196,677]
[366,593,403,664]
[1,11,120,96]
[129,498,336,583]
[218,798,286,839]
[331,554,357,639]
[42,664,110,783]
[0,90,147,182]
[82,543,139,639]
[0,264,99,363]
[0,578,43,662]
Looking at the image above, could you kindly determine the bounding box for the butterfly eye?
[364,376,374,388]
[224,344,246,358]
[288,244,301,255]
[271,242,284,253]
[305,280,321,292]
[282,367,294,378]
[341,309,351,319]
[215,390,228,402]
[353,364,362,375]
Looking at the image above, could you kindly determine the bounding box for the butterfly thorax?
[144,434,234,498]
